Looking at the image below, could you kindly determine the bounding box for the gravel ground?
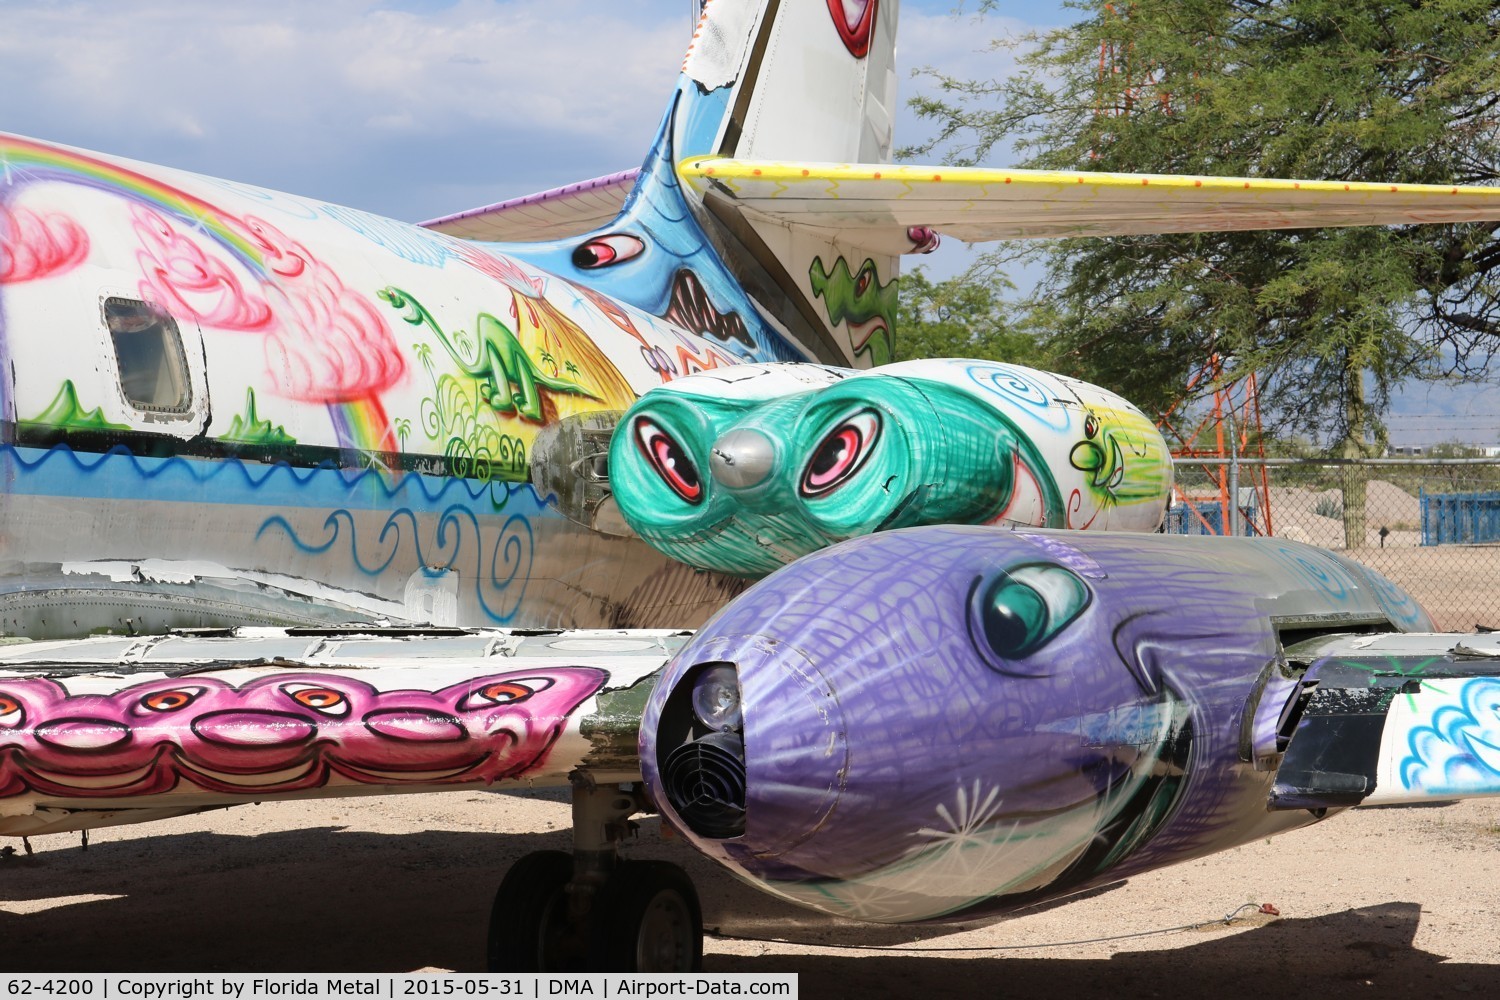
[4,789,1500,998]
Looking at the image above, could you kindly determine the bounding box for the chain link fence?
[1167,458,1500,631]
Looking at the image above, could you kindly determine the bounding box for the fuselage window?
[103,297,193,413]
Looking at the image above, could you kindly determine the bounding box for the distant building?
[1385,444,1500,458]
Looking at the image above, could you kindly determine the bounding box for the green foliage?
[220,388,295,447]
[895,266,1045,364]
[1261,434,1327,459]
[1312,495,1344,519]
[908,0,1500,442]
[24,381,127,432]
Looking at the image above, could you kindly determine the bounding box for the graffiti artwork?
[828,0,879,58]
[5,0,1500,976]
[0,667,606,799]
[0,627,689,825]
[1379,673,1500,797]
[380,287,603,423]
[610,359,1173,576]
[0,203,89,283]
[810,256,897,367]
[642,526,1440,923]
[0,122,809,634]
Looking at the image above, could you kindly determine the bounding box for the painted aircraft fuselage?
[0,131,782,637]
[9,0,1500,971]
[0,124,1174,639]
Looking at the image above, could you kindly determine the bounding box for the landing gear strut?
[487,775,703,973]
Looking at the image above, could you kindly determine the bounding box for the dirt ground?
[4,788,1500,999]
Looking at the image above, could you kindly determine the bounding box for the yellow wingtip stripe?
[679,158,1500,199]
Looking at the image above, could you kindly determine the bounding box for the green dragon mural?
[378,286,601,423]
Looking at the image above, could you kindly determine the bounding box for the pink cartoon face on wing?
[170,675,354,790]
[0,668,608,798]
[325,668,608,783]
[0,675,331,796]
[0,677,207,796]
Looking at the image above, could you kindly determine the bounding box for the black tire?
[487,850,574,972]
[587,860,703,972]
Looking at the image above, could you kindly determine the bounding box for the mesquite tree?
[909,0,1500,544]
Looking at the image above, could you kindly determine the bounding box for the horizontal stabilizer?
[680,158,1500,252]
[421,169,638,242]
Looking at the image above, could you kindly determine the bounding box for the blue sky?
[0,1,1064,222]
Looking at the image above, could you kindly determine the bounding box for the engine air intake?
[661,731,746,840]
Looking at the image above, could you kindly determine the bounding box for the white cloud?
[1,1,684,141]
[0,1,687,211]
[898,7,1038,90]
[0,1,1057,221]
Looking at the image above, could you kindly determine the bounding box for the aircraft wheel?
[487,850,575,972]
[588,860,703,972]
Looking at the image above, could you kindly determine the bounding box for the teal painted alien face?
[610,367,1045,577]
[605,366,851,577]
[725,377,936,540]
[609,360,1173,578]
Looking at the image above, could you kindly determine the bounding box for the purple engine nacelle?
[639,525,1431,923]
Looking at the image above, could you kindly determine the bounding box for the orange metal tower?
[1157,355,1273,536]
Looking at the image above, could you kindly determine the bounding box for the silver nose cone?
[709,428,776,490]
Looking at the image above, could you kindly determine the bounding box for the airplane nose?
[644,636,847,858]
[708,428,775,490]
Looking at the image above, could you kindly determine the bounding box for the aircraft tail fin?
[679,0,899,165]
[428,3,913,369]
[429,1,1500,370]
[642,0,909,368]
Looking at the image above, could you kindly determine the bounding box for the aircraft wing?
[679,158,1500,254]
[0,626,673,837]
[420,169,639,242]
[1272,631,1500,809]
